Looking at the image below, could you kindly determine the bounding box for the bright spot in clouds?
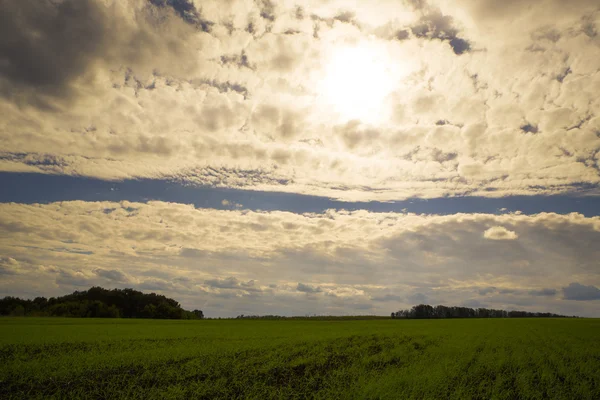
[319,42,395,124]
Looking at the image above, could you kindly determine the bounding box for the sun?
[318,42,394,124]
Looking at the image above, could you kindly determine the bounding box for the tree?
[0,287,203,319]
[392,304,572,319]
[10,305,25,317]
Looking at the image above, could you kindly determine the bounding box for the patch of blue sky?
[1,172,599,216]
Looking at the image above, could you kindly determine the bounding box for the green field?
[1,318,599,399]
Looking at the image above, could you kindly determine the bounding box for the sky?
[1,0,599,317]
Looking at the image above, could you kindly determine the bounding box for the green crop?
[0,318,598,399]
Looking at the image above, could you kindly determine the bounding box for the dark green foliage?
[0,287,203,320]
[392,304,574,319]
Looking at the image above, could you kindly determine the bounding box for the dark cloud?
[432,148,458,163]
[582,14,597,38]
[148,0,214,31]
[407,292,428,304]
[402,0,472,54]
[334,11,357,24]
[531,27,561,43]
[297,283,322,293]
[205,277,260,291]
[55,269,91,287]
[310,10,361,31]
[0,153,69,172]
[410,10,472,55]
[449,37,471,55]
[405,0,428,10]
[520,123,539,134]
[205,277,241,289]
[563,282,600,301]
[395,29,411,40]
[371,294,404,302]
[220,51,253,70]
[335,121,381,151]
[257,0,276,22]
[478,286,497,295]
[557,67,572,83]
[93,268,129,282]
[0,0,196,109]
[179,248,208,258]
[462,299,488,308]
[529,288,557,297]
[0,0,108,106]
[199,79,250,99]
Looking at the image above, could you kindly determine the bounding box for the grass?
[0,317,599,399]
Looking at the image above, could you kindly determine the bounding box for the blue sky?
[1,0,599,317]
[2,172,600,216]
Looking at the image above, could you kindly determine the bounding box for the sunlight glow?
[319,43,395,124]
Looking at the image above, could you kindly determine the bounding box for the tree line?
[391,304,576,319]
[0,287,204,319]
[234,315,389,320]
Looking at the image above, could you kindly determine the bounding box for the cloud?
[0,257,20,275]
[297,283,322,293]
[0,201,598,315]
[205,277,260,292]
[0,0,198,109]
[462,299,487,308]
[138,278,173,291]
[221,199,243,208]
[407,292,428,304]
[93,268,130,283]
[0,0,108,105]
[371,294,404,302]
[478,286,497,295]
[484,226,518,240]
[409,8,471,54]
[563,283,600,301]
[0,1,598,202]
[149,0,214,31]
[529,288,558,297]
[55,269,92,287]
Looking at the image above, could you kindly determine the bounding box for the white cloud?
[0,0,598,200]
[483,226,518,240]
[0,201,599,316]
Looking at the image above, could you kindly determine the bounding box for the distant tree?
[10,304,25,317]
[0,287,203,320]
[392,304,572,319]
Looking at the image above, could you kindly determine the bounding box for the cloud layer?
[1,1,599,318]
[1,201,598,316]
[0,0,598,200]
